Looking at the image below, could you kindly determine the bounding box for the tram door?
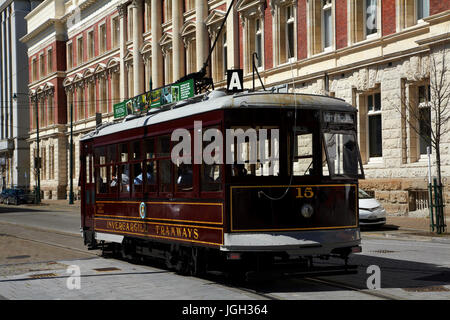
[81,141,95,230]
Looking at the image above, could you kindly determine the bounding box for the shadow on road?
[236,254,450,295]
[0,205,46,214]
[360,224,400,232]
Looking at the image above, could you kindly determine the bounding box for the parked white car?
[359,189,386,227]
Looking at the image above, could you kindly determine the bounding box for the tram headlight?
[301,204,314,218]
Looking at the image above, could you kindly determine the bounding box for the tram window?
[132,162,144,193]
[119,164,130,193]
[107,145,117,163]
[119,143,128,162]
[96,166,107,194]
[159,159,172,192]
[157,135,171,157]
[86,155,91,183]
[201,126,222,191]
[145,160,157,192]
[323,132,360,177]
[176,163,193,192]
[229,126,279,177]
[257,127,279,176]
[293,132,313,176]
[131,141,142,160]
[145,139,155,159]
[95,147,106,165]
[109,165,118,193]
[201,164,222,191]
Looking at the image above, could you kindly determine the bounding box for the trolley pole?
[69,103,74,204]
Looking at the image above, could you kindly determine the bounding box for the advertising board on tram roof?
[113,79,195,119]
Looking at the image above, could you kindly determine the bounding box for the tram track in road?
[0,221,99,258]
[299,276,403,300]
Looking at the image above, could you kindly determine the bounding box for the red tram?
[80,90,365,276]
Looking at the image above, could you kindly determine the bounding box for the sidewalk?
[363,214,450,243]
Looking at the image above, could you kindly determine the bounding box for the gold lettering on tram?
[295,187,314,199]
[156,225,199,240]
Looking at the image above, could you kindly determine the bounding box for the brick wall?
[335,0,348,49]
[297,0,307,59]
[430,0,450,15]
[264,3,273,69]
[382,0,396,36]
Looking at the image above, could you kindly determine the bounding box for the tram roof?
[80,91,355,141]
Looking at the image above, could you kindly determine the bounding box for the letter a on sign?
[227,69,243,93]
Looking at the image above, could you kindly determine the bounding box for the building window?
[47,48,53,73]
[418,85,431,155]
[128,64,134,97]
[32,58,38,82]
[77,86,85,120]
[88,30,95,59]
[367,92,382,158]
[186,40,196,74]
[88,81,96,117]
[186,0,195,11]
[237,0,265,74]
[277,2,297,64]
[67,91,74,123]
[223,33,228,76]
[99,24,107,54]
[164,51,173,85]
[128,6,133,41]
[40,53,45,78]
[416,0,429,21]
[112,16,120,48]
[49,146,54,180]
[350,0,379,43]
[365,0,377,36]
[286,6,295,59]
[39,99,45,128]
[309,0,334,55]
[145,0,151,32]
[77,37,84,65]
[255,18,263,68]
[47,97,54,125]
[67,42,73,69]
[99,77,108,114]
[41,147,46,181]
[322,0,332,50]
[164,0,172,23]
[112,72,120,105]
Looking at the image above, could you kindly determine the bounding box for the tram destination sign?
[113,79,195,119]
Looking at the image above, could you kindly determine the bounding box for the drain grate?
[370,250,396,254]
[29,273,58,279]
[93,267,121,272]
[403,286,450,292]
[6,255,31,260]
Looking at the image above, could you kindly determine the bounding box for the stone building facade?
[22,0,450,215]
[0,0,41,191]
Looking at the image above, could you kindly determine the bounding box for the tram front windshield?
[227,110,363,181]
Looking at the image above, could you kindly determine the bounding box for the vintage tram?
[80,90,364,276]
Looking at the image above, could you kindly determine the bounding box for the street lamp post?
[14,92,40,204]
[35,96,41,204]
[69,103,74,204]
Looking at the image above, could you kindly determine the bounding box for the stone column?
[118,3,128,100]
[226,0,239,69]
[195,0,208,73]
[172,0,185,81]
[151,0,163,88]
[132,0,144,95]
